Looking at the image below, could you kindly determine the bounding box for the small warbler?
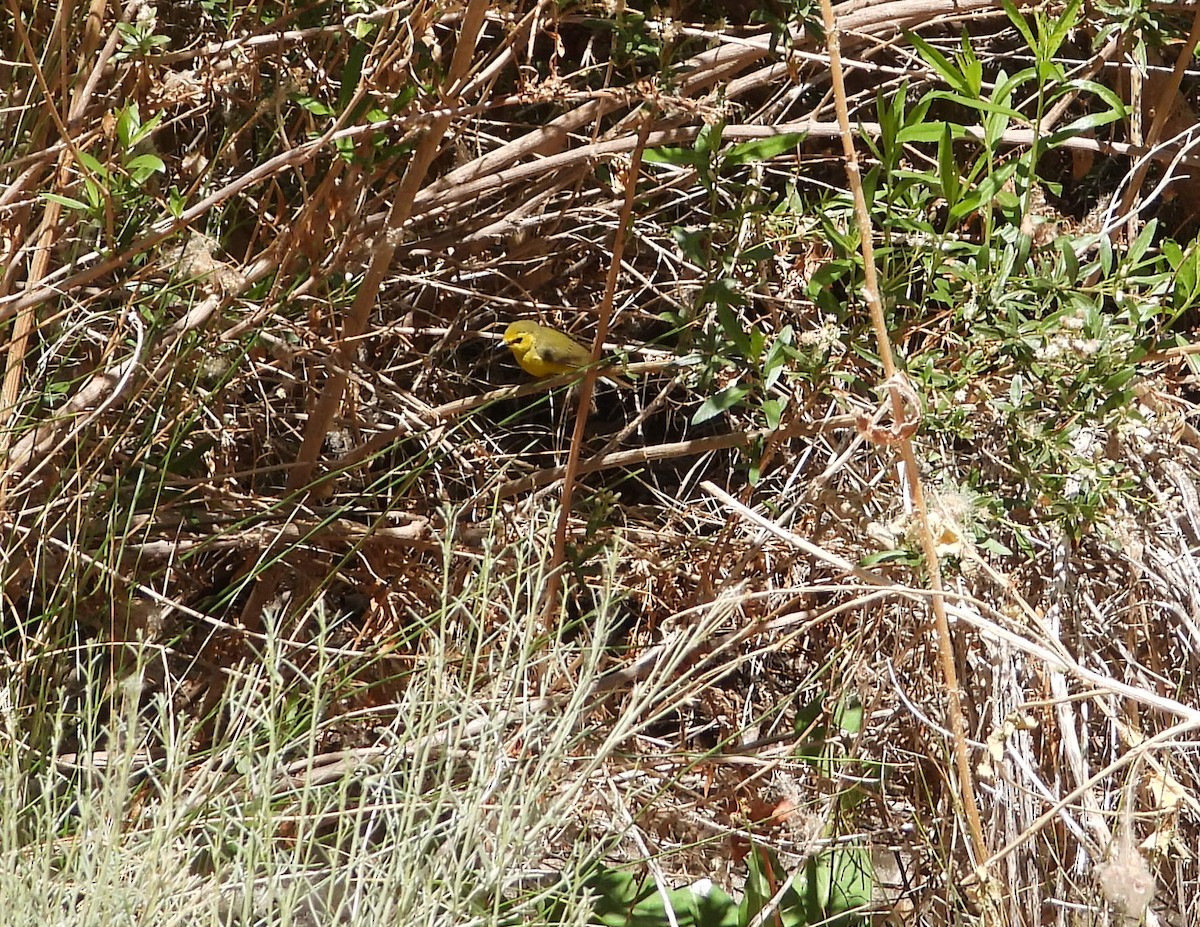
[502,321,594,378]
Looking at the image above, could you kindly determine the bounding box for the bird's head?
[503,321,539,354]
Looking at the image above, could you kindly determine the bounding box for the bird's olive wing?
[541,340,590,366]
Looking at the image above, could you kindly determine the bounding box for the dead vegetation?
[1,1,1199,924]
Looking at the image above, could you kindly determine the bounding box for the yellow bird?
[502,320,594,378]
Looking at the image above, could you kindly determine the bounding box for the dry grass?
[1,1,1199,925]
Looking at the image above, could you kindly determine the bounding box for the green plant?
[42,102,165,249]
[649,123,809,440]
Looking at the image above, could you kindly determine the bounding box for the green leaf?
[584,866,655,925]
[947,161,1019,225]
[582,865,740,927]
[1060,78,1126,117]
[669,880,739,927]
[115,103,140,150]
[1002,0,1038,51]
[127,110,163,147]
[832,694,863,736]
[126,153,165,183]
[644,146,703,168]
[1173,245,1200,313]
[762,327,795,389]
[807,260,854,295]
[1125,219,1157,269]
[725,132,806,166]
[956,29,983,98]
[762,397,785,431]
[694,120,724,159]
[1098,234,1114,277]
[692,383,750,425]
[983,68,1021,147]
[875,87,902,168]
[979,537,1014,557]
[296,95,334,117]
[1044,0,1082,57]
[741,845,808,927]
[747,327,767,361]
[1045,109,1124,148]
[860,549,918,567]
[741,242,774,264]
[926,89,1025,122]
[168,186,186,218]
[83,178,104,210]
[905,91,933,129]
[77,150,107,177]
[896,121,966,145]
[711,282,751,354]
[794,689,824,728]
[338,41,368,113]
[906,32,969,96]
[807,846,875,923]
[938,122,961,208]
[1057,237,1079,284]
[672,225,709,265]
[352,16,376,39]
[42,192,90,210]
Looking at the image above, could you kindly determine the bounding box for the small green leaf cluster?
[861,1,1185,537]
[42,103,166,245]
[663,0,1191,537]
[113,5,171,61]
[295,27,419,166]
[648,123,815,443]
